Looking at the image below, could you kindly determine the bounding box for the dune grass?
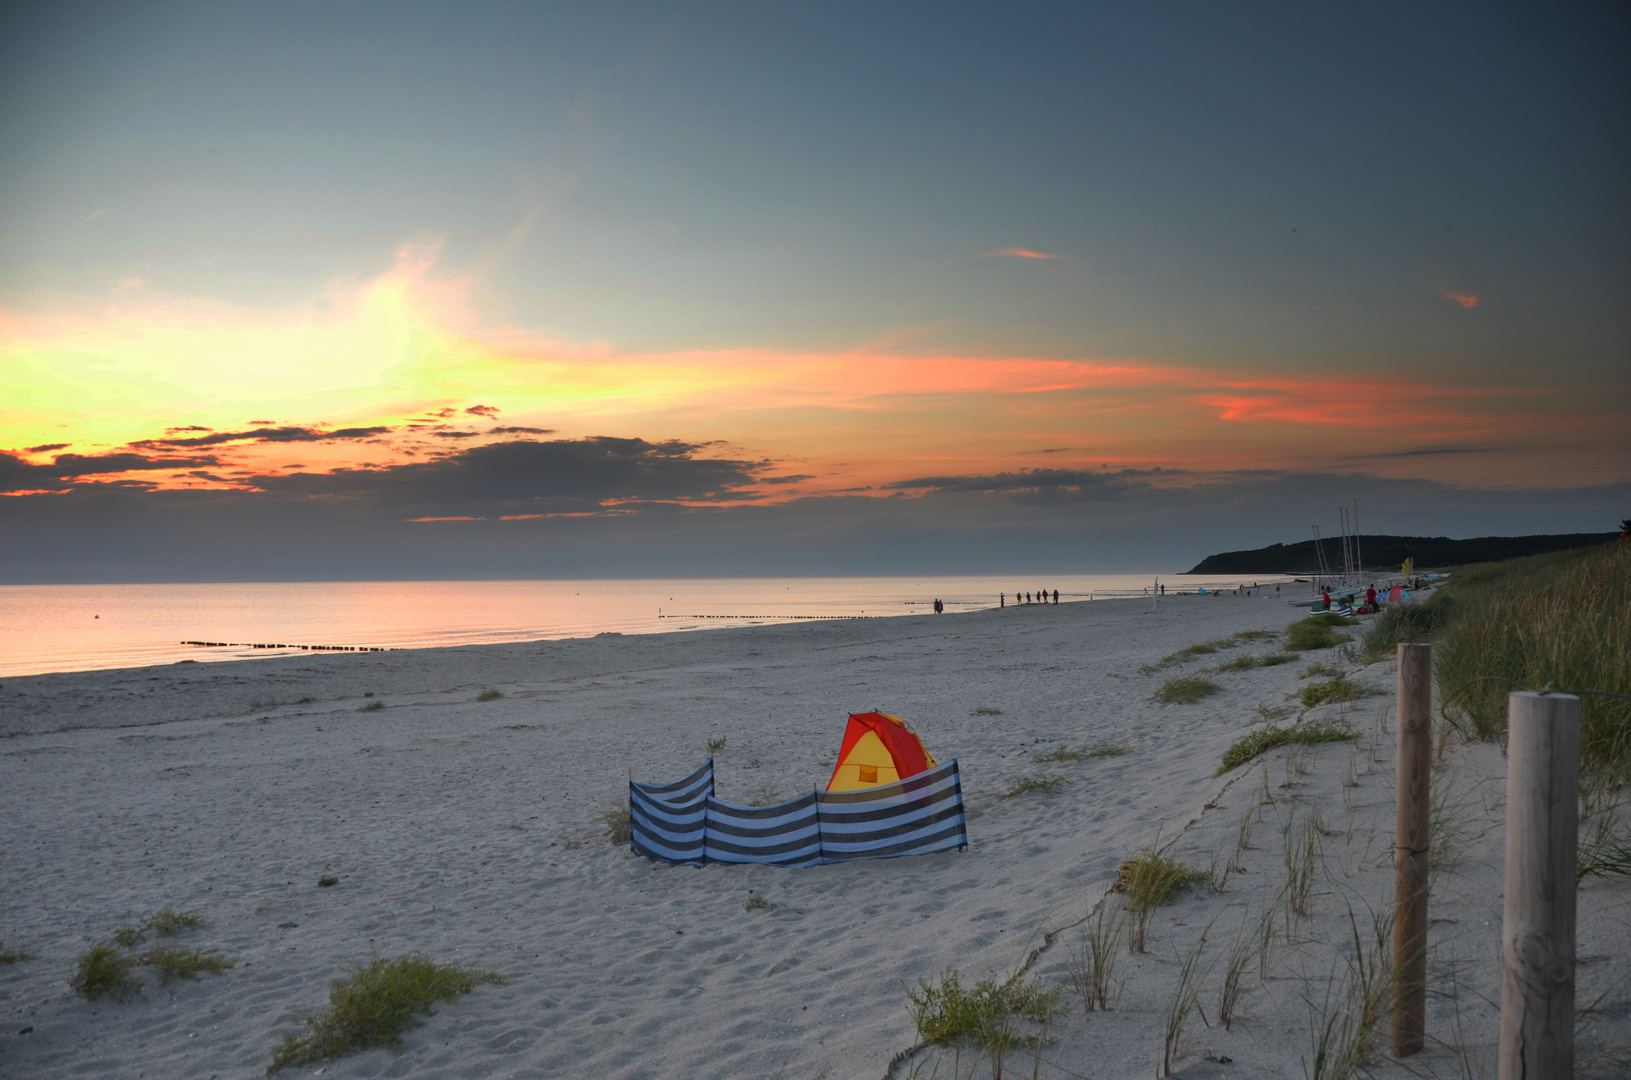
[142,946,234,983]
[705,735,727,752]
[1115,849,1208,952]
[743,894,778,913]
[476,689,503,702]
[1150,676,1221,704]
[114,907,206,947]
[1299,677,1385,710]
[999,775,1067,799]
[267,954,505,1073]
[1216,653,1298,671]
[905,968,1060,1073]
[0,939,31,964]
[1286,616,1354,651]
[1032,743,1129,763]
[1141,631,1276,674]
[1217,720,1359,775]
[599,801,632,843]
[1430,543,1631,777]
[971,706,1004,716]
[357,699,386,712]
[72,942,142,1001]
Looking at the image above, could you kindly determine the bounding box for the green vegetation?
[743,895,778,913]
[905,969,1060,1071]
[599,801,632,844]
[1032,743,1129,763]
[999,775,1067,799]
[114,907,206,947]
[1150,676,1221,704]
[0,939,31,964]
[1299,677,1385,709]
[1300,661,1347,680]
[1578,811,1631,881]
[267,954,505,1073]
[1431,544,1631,777]
[1118,850,1208,952]
[1217,720,1359,775]
[705,735,727,752]
[1234,629,1279,642]
[72,942,142,1001]
[1285,616,1353,651]
[318,875,340,888]
[476,689,504,702]
[141,946,234,983]
[1357,594,1455,663]
[358,699,386,712]
[970,706,1004,716]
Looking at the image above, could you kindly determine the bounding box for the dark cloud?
[432,431,481,439]
[0,451,221,492]
[465,404,501,418]
[761,474,814,485]
[489,426,555,435]
[163,425,212,434]
[884,467,1172,498]
[244,436,770,514]
[248,420,276,425]
[133,425,392,449]
[24,443,70,453]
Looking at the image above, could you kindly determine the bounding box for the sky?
[2,2,1627,581]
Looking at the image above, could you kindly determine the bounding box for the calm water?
[0,574,1290,678]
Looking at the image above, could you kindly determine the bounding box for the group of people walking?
[999,589,1058,607]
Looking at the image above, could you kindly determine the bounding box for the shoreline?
[4,594,1622,1078]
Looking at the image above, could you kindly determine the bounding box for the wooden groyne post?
[1391,642,1432,1056]
[1499,690,1580,1080]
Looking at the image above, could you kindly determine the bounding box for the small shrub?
[476,689,503,702]
[906,968,1060,1069]
[318,875,340,888]
[72,942,141,1001]
[743,895,778,913]
[1299,678,1385,709]
[267,954,504,1073]
[1150,676,1221,704]
[358,700,386,712]
[1217,720,1359,775]
[705,735,727,752]
[971,706,1004,716]
[0,940,32,964]
[599,802,632,844]
[141,946,233,983]
[999,775,1067,799]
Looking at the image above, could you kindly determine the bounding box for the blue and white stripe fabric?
[704,791,823,866]
[815,760,967,861]
[629,758,714,866]
[629,758,967,866]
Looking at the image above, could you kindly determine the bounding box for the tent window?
[858,764,878,784]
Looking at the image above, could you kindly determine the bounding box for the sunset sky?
[3,3,1627,581]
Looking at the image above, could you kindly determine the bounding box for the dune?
[1,593,1625,1079]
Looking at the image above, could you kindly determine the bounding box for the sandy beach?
[2,593,1626,1079]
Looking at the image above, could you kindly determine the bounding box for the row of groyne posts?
[180,640,390,652]
[1392,643,1576,1077]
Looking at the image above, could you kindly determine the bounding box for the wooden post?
[1499,691,1580,1080]
[1391,642,1432,1056]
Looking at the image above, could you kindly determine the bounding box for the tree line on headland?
[1186,532,1619,575]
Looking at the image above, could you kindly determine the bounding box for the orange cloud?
[983,247,1060,259]
[1438,287,1478,308]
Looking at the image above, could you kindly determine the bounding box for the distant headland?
[1186,533,1618,574]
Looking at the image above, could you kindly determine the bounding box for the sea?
[0,573,1293,679]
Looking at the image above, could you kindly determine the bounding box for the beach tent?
[825,711,938,792]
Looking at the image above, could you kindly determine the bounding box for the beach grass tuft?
[318,874,340,887]
[116,907,206,947]
[970,706,1004,716]
[1217,720,1358,775]
[1578,810,1631,880]
[1116,850,1208,951]
[358,699,386,712]
[743,894,778,913]
[905,968,1060,1073]
[141,945,234,983]
[1298,677,1385,710]
[476,689,503,702]
[1285,618,1351,651]
[72,942,142,1001]
[999,775,1067,799]
[1066,901,1124,1014]
[599,801,632,844]
[705,735,727,752]
[1150,676,1221,704]
[266,954,504,1074]
[0,939,32,964]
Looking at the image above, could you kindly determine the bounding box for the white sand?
[2,595,1626,1079]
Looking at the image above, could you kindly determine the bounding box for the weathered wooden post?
[1499,690,1580,1080]
[1391,643,1432,1056]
